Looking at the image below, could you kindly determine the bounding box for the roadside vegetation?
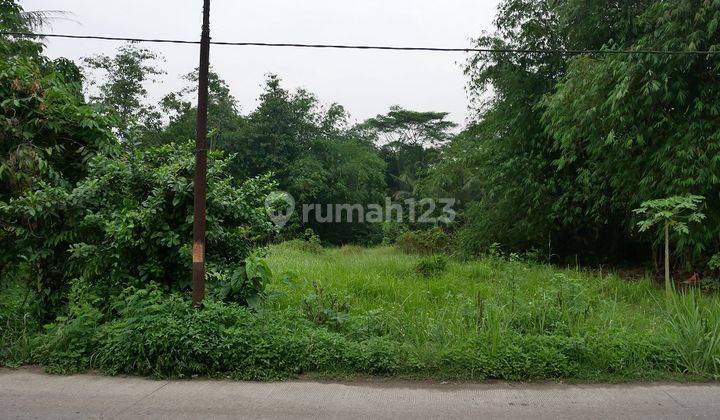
[4,243,720,381]
[2,0,720,382]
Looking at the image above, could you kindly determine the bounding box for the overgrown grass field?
[266,245,657,352]
[263,244,720,380]
[3,243,720,381]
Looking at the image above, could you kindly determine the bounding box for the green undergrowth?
[3,244,720,381]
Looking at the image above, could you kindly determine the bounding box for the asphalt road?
[2,368,719,419]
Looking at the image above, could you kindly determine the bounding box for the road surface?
[1,368,719,419]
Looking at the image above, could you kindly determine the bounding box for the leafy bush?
[32,303,102,373]
[710,254,720,272]
[24,278,715,381]
[395,228,449,255]
[3,137,276,311]
[284,229,323,254]
[0,55,116,315]
[414,255,448,277]
[208,254,273,307]
[30,277,104,372]
[33,285,408,378]
[302,228,323,251]
[301,281,350,329]
[65,142,275,300]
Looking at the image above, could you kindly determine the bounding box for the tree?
[0,53,116,317]
[415,124,485,216]
[363,106,456,147]
[288,136,387,244]
[0,0,43,60]
[83,43,165,143]
[64,142,276,304]
[18,9,74,33]
[150,68,244,147]
[634,196,706,296]
[541,0,720,265]
[237,76,387,243]
[360,107,455,199]
[454,0,714,263]
[457,0,570,256]
[238,75,322,183]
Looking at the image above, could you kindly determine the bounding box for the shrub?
[0,55,116,315]
[37,285,409,379]
[303,228,323,251]
[395,227,449,254]
[1,55,277,312]
[32,304,102,373]
[414,255,448,277]
[31,278,104,372]
[301,281,350,329]
[208,254,273,307]
[2,52,278,309]
[66,142,275,302]
[381,222,406,245]
[20,283,697,380]
[285,229,323,254]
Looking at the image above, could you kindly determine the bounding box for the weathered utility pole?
[192,0,211,307]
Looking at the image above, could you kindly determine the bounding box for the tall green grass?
[667,291,720,375]
[0,280,38,366]
[265,244,661,342]
[264,243,720,379]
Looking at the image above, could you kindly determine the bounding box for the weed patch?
[414,255,448,277]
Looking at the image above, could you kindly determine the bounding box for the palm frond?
[19,10,77,31]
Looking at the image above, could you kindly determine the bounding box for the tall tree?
[0,13,116,314]
[456,0,652,260]
[83,43,165,143]
[238,74,321,183]
[541,0,720,266]
[360,106,456,199]
[363,106,456,147]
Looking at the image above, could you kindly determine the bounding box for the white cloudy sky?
[21,0,499,125]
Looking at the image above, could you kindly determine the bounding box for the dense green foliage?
[0,53,116,315]
[141,72,389,244]
[0,0,43,60]
[0,55,274,315]
[0,3,275,317]
[361,106,455,199]
[424,0,720,270]
[539,1,720,264]
[61,142,275,302]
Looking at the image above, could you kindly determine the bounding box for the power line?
[2,31,719,55]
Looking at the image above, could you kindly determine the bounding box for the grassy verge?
[3,244,720,381]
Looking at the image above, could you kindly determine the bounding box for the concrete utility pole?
[192,0,211,307]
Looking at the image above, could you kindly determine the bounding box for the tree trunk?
[664,221,671,297]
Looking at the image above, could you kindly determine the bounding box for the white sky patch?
[21,0,499,126]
